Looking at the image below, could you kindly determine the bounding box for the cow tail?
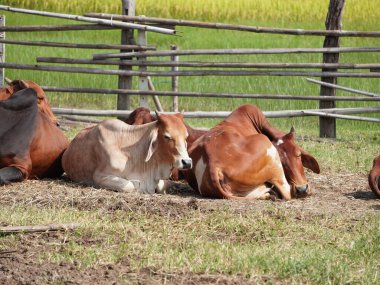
[208,164,233,199]
[369,170,380,198]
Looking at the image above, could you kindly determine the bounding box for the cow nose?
[181,158,192,169]
[296,184,309,194]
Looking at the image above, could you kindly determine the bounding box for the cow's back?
[62,125,99,184]
[29,114,69,178]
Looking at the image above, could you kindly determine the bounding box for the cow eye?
[164,134,172,140]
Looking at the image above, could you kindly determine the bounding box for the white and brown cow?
[62,113,192,193]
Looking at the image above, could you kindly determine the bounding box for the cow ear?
[19,80,29,89]
[145,128,158,162]
[301,149,320,174]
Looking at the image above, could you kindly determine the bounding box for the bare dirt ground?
[0,170,379,284]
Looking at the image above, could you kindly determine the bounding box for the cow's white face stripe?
[276,139,284,146]
[173,139,191,169]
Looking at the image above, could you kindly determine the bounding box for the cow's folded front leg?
[93,174,140,192]
[155,179,175,194]
[0,167,24,185]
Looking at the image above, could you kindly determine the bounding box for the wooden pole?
[0,223,80,234]
[171,45,179,112]
[0,39,154,50]
[118,0,135,112]
[0,39,155,50]
[303,111,380,123]
[5,62,380,78]
[40,85,380,101]
[36,57,380,70]
[85,13,380,38]
[0,15,4,89]
[137,29,149,108]
[0,24,116,32]
[147,77,164,111]
[93,46,380,59]
[319,0,345,138]
[51,106,380,118]
[306,78,380,97]
[0,5,175,35]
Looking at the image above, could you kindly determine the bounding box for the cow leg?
[269,174,292,201]
[0,167,24,185]
[245,185,272,200]
[155,179,175,194]
[93,173,140,193]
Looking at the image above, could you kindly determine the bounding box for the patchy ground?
[0,170,379,284]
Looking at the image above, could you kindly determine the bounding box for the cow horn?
[155,110,160,119]
[4,77,12,85]
[290,126,295,134]
[20,80,30,89]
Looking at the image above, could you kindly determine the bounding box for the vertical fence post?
[117,0,135,112]
[137,29,148,107]
[319,0,345,138]
[0,15,4,88]
[171,45,179,112]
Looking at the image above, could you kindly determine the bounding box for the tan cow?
[62,113,192,193]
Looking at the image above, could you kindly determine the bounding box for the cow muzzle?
[181,158,193,170]
[295,184,310,197]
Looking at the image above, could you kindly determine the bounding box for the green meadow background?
[1,0,379,171]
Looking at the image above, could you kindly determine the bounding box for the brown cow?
[186,124,292,200]
[0,87,68,185]
[0,79,58,125]
[210,104,319,197]
[62,113,192,193]
[369,155,380,198]
[123,107,155,125]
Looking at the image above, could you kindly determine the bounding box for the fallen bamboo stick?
[306,78,380,97]
[85,13,380,38]
[0,223,80,234]
[0,5,175,35]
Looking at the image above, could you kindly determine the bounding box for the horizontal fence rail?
[85,13,380,38]
[36,57,380,70]
[3,63,380,78]
[93,47,380,59]
[306,78,380,97]
[40,86,380,102]
[0,24,116,32]
[0,39,155,50]
[0,5,176,35]
[303,111,380,123]
[51,106,380,118]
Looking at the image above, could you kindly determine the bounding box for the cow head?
[274,127,320,198]
[145,112,192,170]
[1,80,58,126]
[123,107,155,125]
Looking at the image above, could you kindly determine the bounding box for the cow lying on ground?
[121,107,206,181]
[0,79,59,126]
[0,87,68,185]
[369,155,380,198]
[220,104,320,198]
[62,113,192,193]
[186,123,292,200]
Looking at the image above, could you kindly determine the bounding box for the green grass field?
[0,1,380,284]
